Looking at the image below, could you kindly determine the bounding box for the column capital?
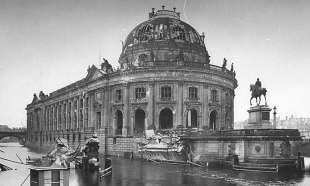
[122,82,130,88]
[178,81,184,86]
[149,81,155,87]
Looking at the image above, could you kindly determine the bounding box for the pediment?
[91,71,103,80]
[85,65,104,81]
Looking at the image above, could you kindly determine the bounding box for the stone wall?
[188,138,300,164]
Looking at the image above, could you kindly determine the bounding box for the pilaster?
[104,88,109,132]
[202,84,208,129]
[147,82,154,129]
[177,81,183,127]
[122,83,129,136]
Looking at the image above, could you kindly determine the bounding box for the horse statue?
[250,84,267,106]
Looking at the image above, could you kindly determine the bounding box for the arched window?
[115,110,123,135]
[134,109,145,135]
[137,24,153,42]
[172,25,186,41]
[209,110,217,130]
[159,108,173,129]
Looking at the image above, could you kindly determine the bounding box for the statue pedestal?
[244,105,274,129]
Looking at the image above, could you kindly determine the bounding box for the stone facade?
[183,129,302,164]
[26,7,237,154]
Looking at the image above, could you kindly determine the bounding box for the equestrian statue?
[250,78,267,106]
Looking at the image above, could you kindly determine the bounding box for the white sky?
[1,0,310,127]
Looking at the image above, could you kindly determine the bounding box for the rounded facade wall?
[108,68,235,135]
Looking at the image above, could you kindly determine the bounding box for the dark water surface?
[1,143,310,186]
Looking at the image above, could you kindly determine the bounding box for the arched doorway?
[209,110,217,130]
[116,110,123,135]
[134,109,145,135]
[159,108,173,129]
[186,109,198,128]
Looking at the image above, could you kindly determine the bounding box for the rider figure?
[255,78,262,90]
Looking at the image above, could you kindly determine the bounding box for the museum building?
[26,7,238,153]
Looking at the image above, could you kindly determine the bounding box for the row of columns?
[42,95,91,132]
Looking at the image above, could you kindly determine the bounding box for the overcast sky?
[1,0,310,127]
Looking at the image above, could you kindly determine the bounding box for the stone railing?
[0,127,27,132]
[181,128,301,139]
[220,129,301,137]
[115,62,236,80]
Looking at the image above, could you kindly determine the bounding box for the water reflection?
[70,170,99,186]
[1,143,310,186]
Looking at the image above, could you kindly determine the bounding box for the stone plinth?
[245,105,273,129]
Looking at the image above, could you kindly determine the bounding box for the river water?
[1,143,310,186]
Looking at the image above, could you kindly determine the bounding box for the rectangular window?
[54,108,57,130]
[113,137,117,144]
[262,112,270,121]
[95,92,103,102]
[80,99,83,108]
[63,104,66,128]
[161,86,172,100]
[74,100,77,111]
[51,110,53,130]
[67,102,71,129]
[58,105,62,129]
[116,89,122,102]
[51,170,60,184]
[86,97,89,107]
[211,89,218,103]
[96,112,101,129]
[189,87,198,100]
[79,110,83,123]
[135,87,146,99]
[74,113,77,129]
[85,108,88,122]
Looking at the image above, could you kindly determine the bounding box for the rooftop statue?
[250,78,267,106]
[31,93,38,103]
[39,91,47,100]
[222,58,227,71]
[100,57,113,73]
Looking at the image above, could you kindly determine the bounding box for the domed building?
[26,7,238,154]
